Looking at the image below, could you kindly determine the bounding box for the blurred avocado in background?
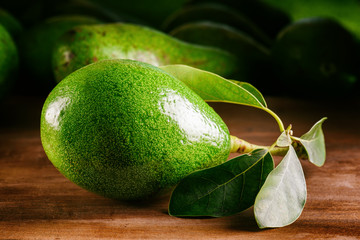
[0,0,152,28]
[186,0,291,39]
[162,2,273,47]
[0,24,18,101]
[170,21,274,92]
[271,17,360,97]
[261,0,360,40]
[50,0,148,25]
[90,0,188,27]
[17,15,102,95]
[0,0,359,99]
[52,22,239,82]
[0,8,22,39]
[262,0,360,96]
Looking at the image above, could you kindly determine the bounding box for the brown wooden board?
[1,96,359,239]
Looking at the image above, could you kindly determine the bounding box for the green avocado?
[162,3,272,46]
[51,0,146,25]
[41,59,231,200]
[0,8,22,39]
[90,0,187,27]
[19,15,102,94]
[271,17,360,96]
[170,21,272,89]
[52,22,239,82]
[186,0,291,39]
[0,24,18,100]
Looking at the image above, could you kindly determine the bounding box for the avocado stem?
[261,107,285,133]
[230,135,307,158]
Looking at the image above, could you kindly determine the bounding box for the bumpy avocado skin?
[0,24,18,99]
[19,15,101,93]
[52,23,239,82]
[41,59,231,200]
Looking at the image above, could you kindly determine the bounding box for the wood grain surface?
[0,96,359,239]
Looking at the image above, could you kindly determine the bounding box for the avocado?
[0,24,18,100]
[271,17,359,96]
[0,8,22,39]
[50,0,146,25]
[19,15,102,94]
[162,3,272,46]
[41,59,231,200]
[0,0,45,27]
[90,0,188,27]
[170,21,272,89]
[52,22,239,82]
[186,0,291,39]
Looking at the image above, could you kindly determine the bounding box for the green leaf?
[254,145,307,228]
[160,64,267,108]
[168,149,274,217]
[228,80,267,107]
[298,117,327,167]
[276,130,292,147]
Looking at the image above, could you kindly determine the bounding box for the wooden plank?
[0,96,359,239]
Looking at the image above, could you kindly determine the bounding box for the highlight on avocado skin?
[41,59,231,200]
[52,22,239,82]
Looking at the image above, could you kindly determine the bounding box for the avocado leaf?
[160,64,267,109]
[298,117,327,167]
[168,149,274,217]
[254,145,307,228]
[276,129,292,147]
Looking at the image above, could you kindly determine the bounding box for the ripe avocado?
[52,22,239,82]
[41,59,231,200]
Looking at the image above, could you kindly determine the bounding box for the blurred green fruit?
[162,3,272,46]
[0,8,22,39]
[52,22,239,82]
[90,0,188,27]
[170,21,273,90]
[0,24,18,100]
[187,0,291,38]
[271,17,359,96]
[19,15,102,94]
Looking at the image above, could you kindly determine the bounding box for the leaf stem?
[261,107,285,132]
[230,136,287,156]
[230,136,308,159]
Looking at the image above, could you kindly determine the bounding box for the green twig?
[230,135,308,159]
[261,107,285,132]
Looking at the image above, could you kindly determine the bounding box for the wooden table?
[1,95,359,239]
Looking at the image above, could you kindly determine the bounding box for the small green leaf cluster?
[161,65,327,229]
